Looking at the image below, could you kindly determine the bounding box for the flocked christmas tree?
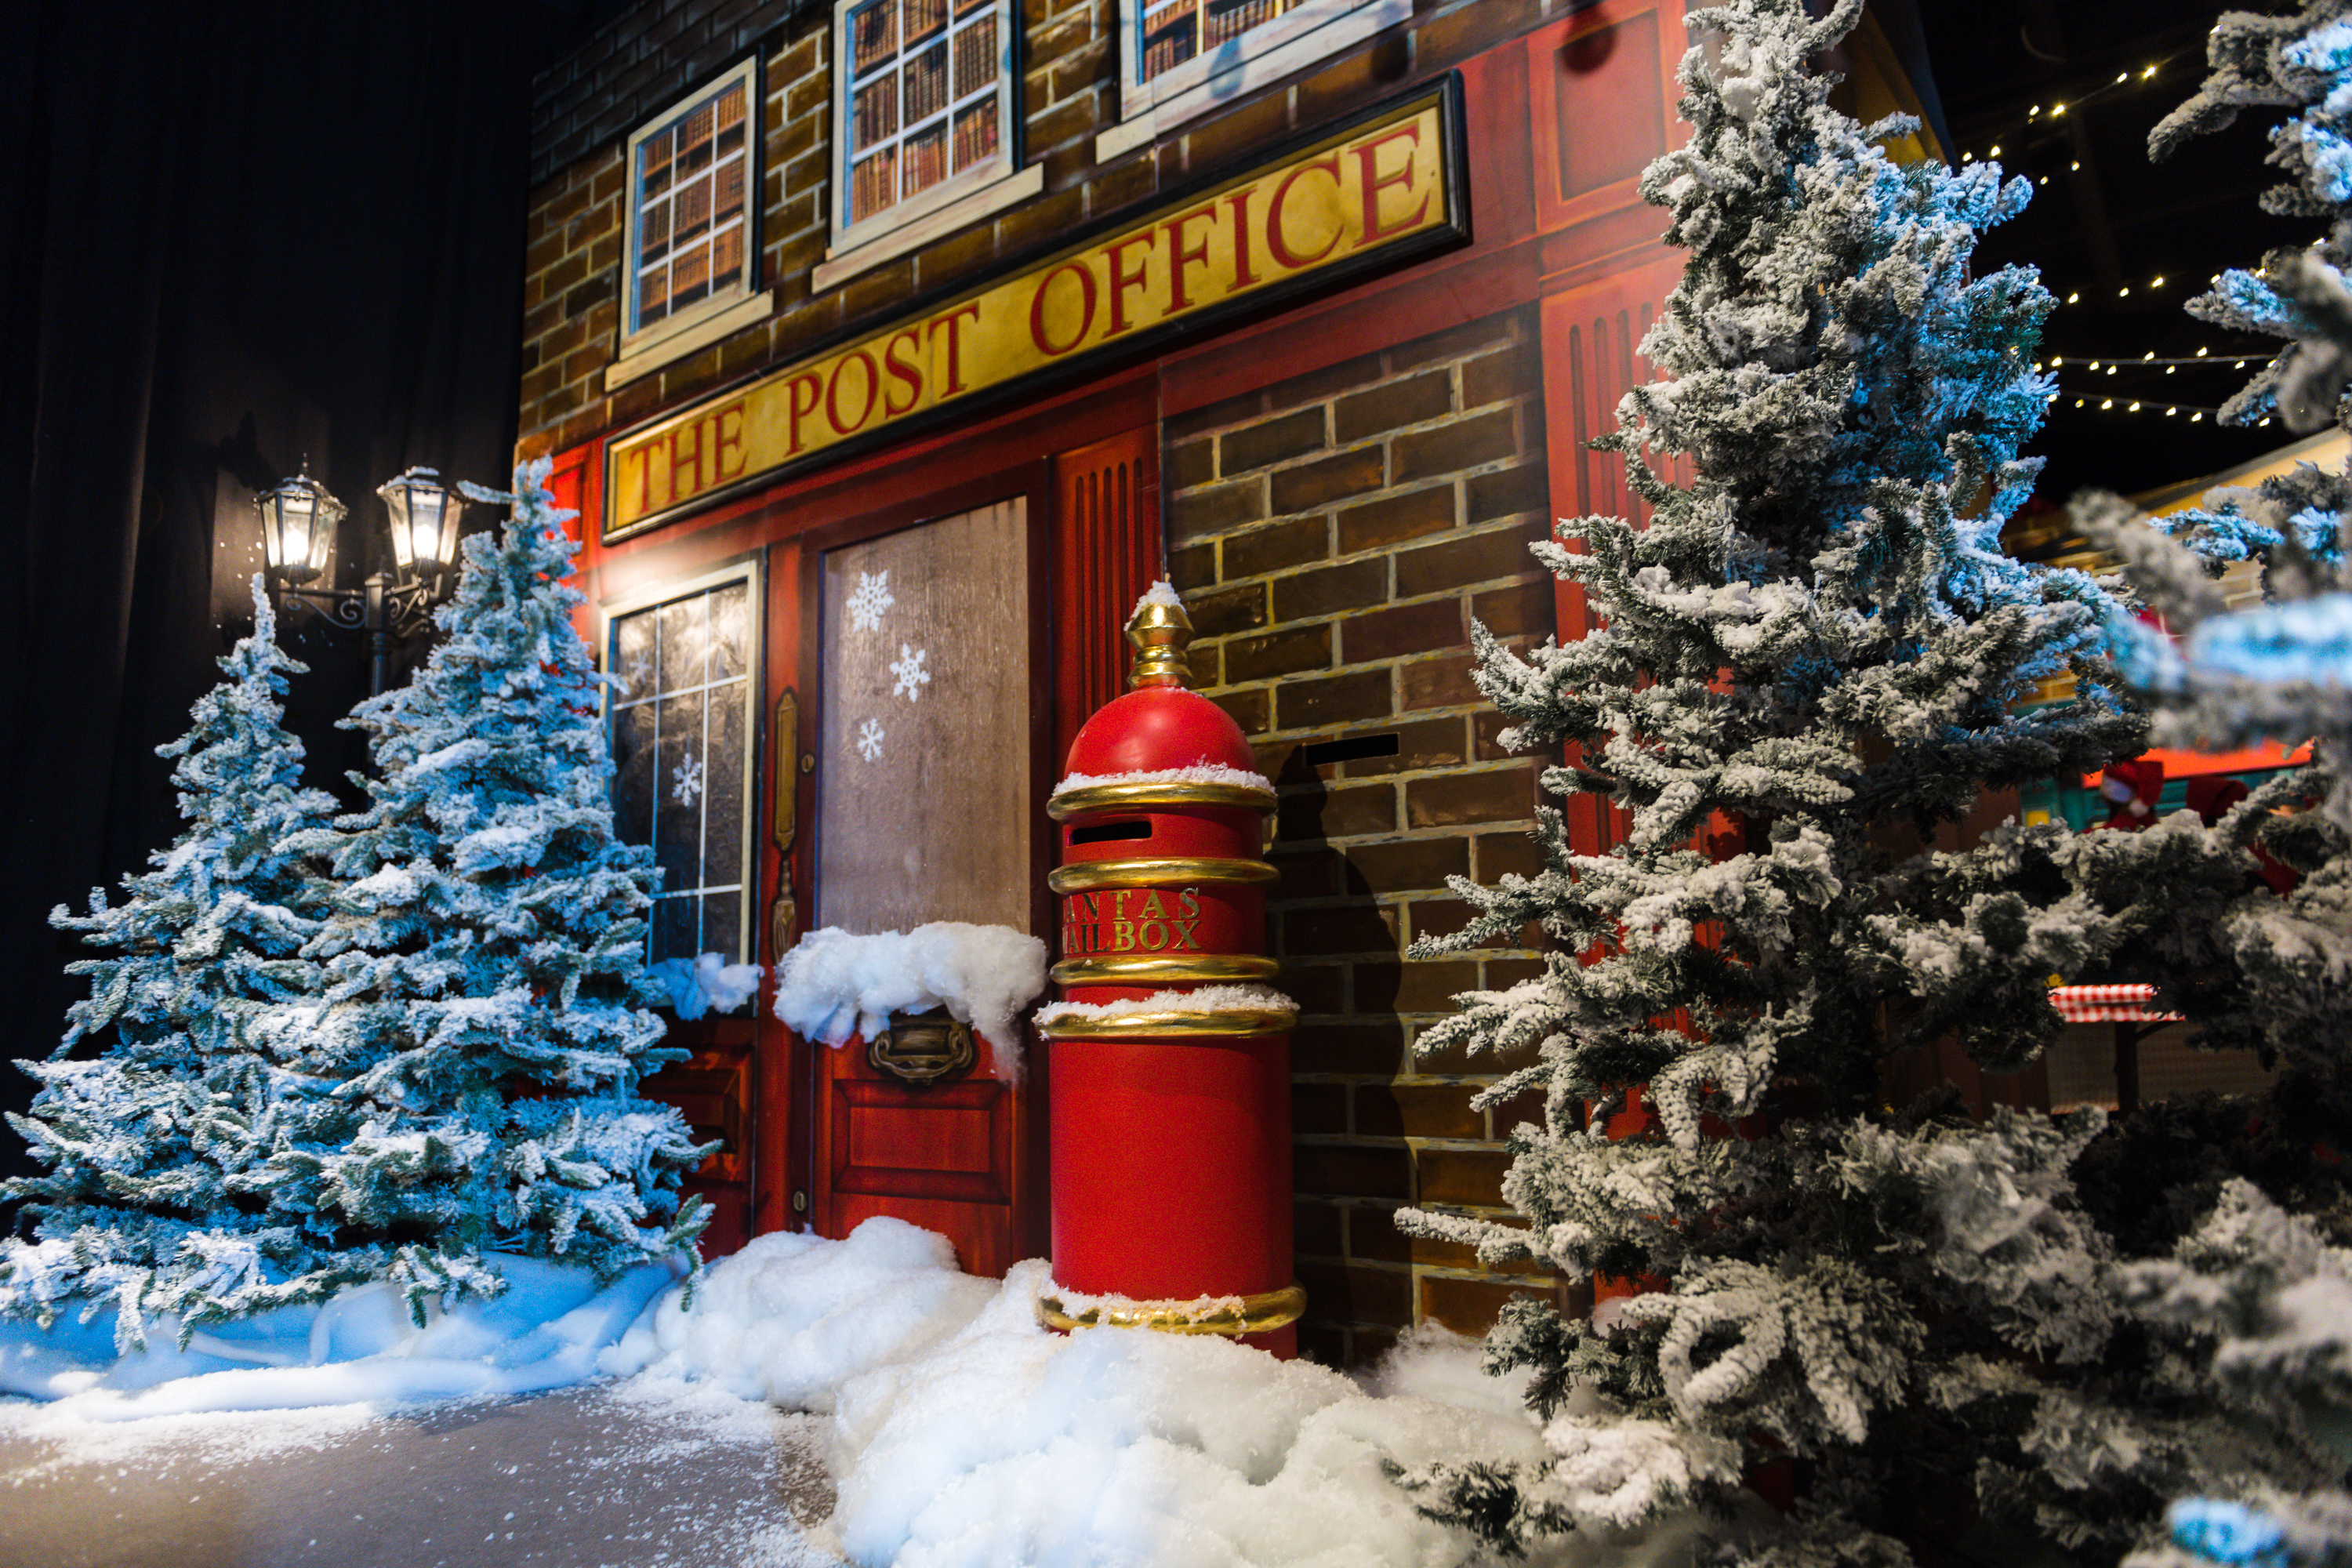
[2059,9,2352,1566]
[1,583,350,1348]
[285,459,709,1320]
[1388,1,2203,1561]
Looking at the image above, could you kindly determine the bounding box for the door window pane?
[818,500,1031,935]
[609,577,757,964]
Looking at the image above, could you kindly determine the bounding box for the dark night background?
[0,0,2315,1192]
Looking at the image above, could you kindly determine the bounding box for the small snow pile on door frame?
[771,924,1047,1075]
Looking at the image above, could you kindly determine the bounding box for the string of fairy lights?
[1936,50,2295,424]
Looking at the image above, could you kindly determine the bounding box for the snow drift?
[0,1251,688,1421]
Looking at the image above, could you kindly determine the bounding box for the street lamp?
[256,464,466,695]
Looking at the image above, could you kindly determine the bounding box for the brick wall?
[528,0,814,187]
[1161,303,1562,1367]
[517,0,1574,461]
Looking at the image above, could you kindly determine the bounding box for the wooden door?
[801,495,1046,1277]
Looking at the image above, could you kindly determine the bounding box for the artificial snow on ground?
[2,1218,1710,1568]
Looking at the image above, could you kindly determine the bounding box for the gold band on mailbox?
[1047,856,1278,894]
[1036,1005,1298,1040]
[1035,1283,1307,1336]
[1050,953,1279,987]
[1048,781,1277,821]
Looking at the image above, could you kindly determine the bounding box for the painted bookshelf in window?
[1102,0,1407,158]
[613,55,768,379]
[836,0,1014,245]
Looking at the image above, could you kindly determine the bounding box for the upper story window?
[621,56,761,354]
[1104,0,1409,154]
[833,0,1016,249]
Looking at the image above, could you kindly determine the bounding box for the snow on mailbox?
[1033,584,1303,1355]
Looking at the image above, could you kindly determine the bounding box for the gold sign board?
[604,78,1468,540]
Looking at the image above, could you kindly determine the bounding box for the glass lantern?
[376,466,465,580]
[254,469,345,586]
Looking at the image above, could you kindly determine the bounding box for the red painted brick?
[1334,369,1454,443]
[1356,1081,1484,1139]
[1356,959,1479,1014]
[1189,581,1268,637]
[1297,1260,1413,1327]
[1472,579,1556,640]
[1291,1020,1406,1074]
[1341,836,1469,894]
[1276,779,1396,840]
[1225,623,1332,682]
[1396,520,1548,596]
[1272,448,1386,515]
[1274,559,1388,622]
[1416,1145,1513,1206]
[1276,670,1392,731]
[1221,407,1328,474]
[1419,1272,1550,1337]
[1341,597,1464,662]
[1294,1144,1413,1201]
[1223,514,1328,578]
[1406,768,1535,829]
[1337,484,1456,554]
[1283,902,1399,958]
[1393,408,1519,485]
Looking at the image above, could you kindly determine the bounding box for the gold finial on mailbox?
[1126,584,1195,690]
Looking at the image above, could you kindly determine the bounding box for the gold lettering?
[1138,890,1167,919]
[1179,887,1200,920]
[1140,921,1169,951]
[1171,917,1200,949]
[1113,920,1136,951]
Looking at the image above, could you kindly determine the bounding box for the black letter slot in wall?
[1302,731,1402,767]
[1069,818,1154,846]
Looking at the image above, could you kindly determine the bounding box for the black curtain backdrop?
[0,2,572,1191]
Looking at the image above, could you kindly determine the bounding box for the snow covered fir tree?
[0,583,347,1347]
[1378,0,2272,1560]
[2063,9,2352,1566]
[280,459,711,1319]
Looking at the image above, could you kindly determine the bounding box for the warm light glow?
[255,471,344,587]
[376,468,465,579]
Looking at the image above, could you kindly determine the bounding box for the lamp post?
[256,465,465,695]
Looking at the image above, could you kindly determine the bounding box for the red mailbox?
[1036,590,1303,1355]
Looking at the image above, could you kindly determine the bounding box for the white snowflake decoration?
[616,652,652,699]
[848,570,895,632]
[889,643,931,702]
[672,752,705,808]
[856,718,885,761]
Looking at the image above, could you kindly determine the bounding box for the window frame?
[829,0,1022,255]
[615,54,766,362]
[1102,0,1410,154]
[600,555,765,975]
